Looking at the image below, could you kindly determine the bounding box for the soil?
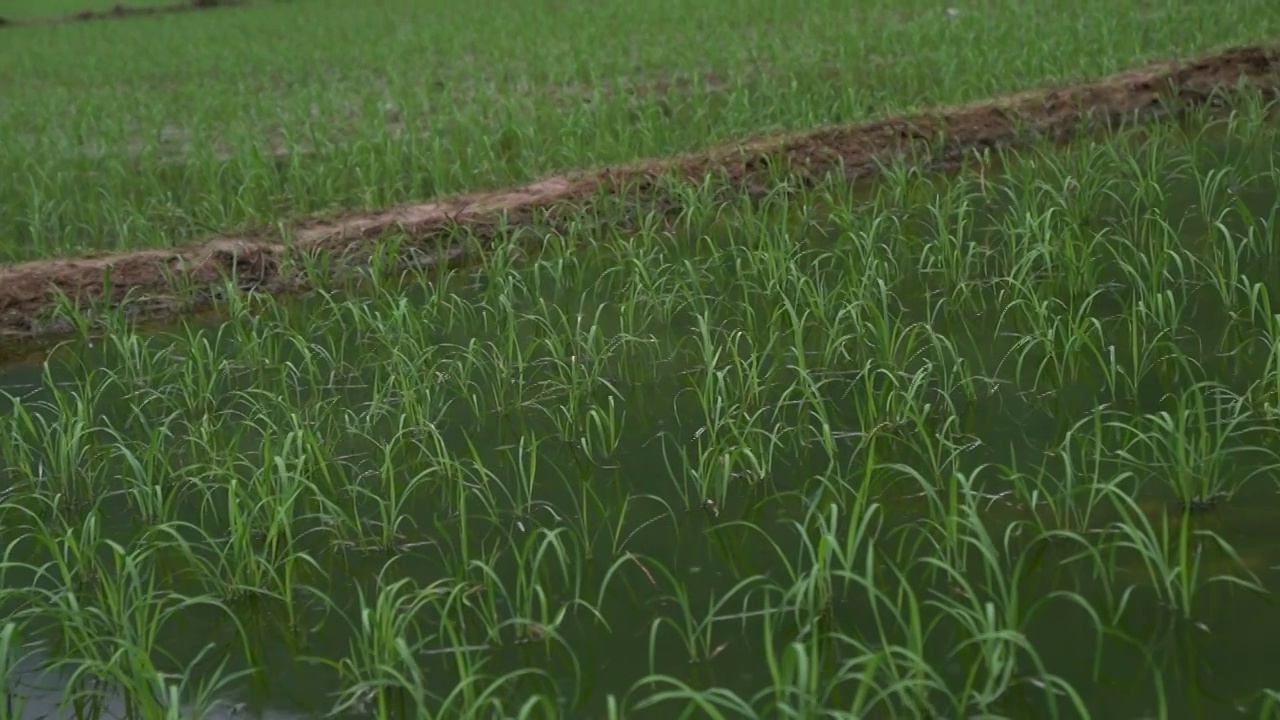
[0,44,1277,344]
[2,0,245,27]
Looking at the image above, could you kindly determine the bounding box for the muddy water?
[1,128,1280,718]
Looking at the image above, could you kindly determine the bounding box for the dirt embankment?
[0,0,248,28]
[0,44,1277,342]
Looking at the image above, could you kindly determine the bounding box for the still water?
[0,120,1278,719]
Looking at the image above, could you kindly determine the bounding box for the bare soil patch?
[2,0,247,27]
[1,44,1277,343]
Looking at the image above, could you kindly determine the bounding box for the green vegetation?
[1,0,1279,259]
[4,0,1280,717]
[0,0,183,21]
[1,95,1278,717]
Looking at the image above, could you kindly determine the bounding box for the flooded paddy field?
[5,0,1280,717]
[1,98,1279,718]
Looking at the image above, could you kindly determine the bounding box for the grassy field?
[0,0,1278,260]
[0,0,182,21]
[2,0,1280,719]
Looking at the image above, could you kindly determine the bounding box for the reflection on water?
[3,647,306,720]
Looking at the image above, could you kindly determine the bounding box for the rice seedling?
[2,9,1280,715]
[2,0,1280,260]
